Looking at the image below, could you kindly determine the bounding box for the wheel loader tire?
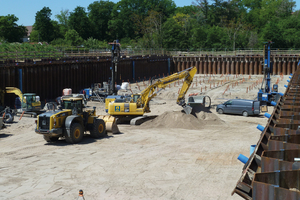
[90,119,106,138]
[65,123,84,144]
[4,113,14,123]
[43,135,59,142]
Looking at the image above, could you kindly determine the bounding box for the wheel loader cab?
[62,98,83,114]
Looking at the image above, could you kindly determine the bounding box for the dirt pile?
[141,106,224,130]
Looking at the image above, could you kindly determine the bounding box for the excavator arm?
[5,87,26,103]
[137,67,197,114]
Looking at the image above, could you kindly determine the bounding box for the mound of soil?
[141,105,224,130]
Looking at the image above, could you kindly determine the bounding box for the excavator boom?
[5,87,25,103]
[138,67,197,114]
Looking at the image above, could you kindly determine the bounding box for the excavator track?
[129,115,157,125]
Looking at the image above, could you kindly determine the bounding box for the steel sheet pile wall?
[173,55,300,75]
[0,56,172,101]
[232,67,300,199]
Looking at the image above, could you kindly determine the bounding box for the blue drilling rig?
[257,41,282,107]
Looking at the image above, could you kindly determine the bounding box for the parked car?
[216,99,260,117]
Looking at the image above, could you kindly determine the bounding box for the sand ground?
[0,73,288,200]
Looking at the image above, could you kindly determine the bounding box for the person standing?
[77,190,85,200]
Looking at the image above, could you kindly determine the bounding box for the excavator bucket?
[183,105,193,115]
[98,115,120,134]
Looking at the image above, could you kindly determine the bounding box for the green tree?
[108,0,176,40]
[65,29,83,46]
[175,5,197,15]
[69,7,91,40]
[34,7,54,42]
[138,10,164,48]
[29,30,39,42]
[222,15,251,51]
[205,26,228,49]
[0,15,27,42]
[279,12,300,48]
[162,17,185,49]
[88,0,115,41]
[51,20,64,40]
[190,25,207,49]
[55,9,70,36]
[193,0,210,22]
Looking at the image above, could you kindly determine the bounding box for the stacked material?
[232,69,300,199]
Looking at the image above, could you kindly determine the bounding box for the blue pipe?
[290,73,293,76]
[287,80,290,82]
[238,154,248,164]
[257,124,265,131]
[271,101,277,106]
[279,92,284,96]
[289,76,292,79]
[284,85,288,88]
[264,113,271,118]
[250,145,256,156]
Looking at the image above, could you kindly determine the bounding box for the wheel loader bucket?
[98,115,120,134]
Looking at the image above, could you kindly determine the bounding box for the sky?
[0,0,300,26]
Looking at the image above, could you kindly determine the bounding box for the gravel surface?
[0,74,288,200]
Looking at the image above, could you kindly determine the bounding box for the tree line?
[0,0,299,50]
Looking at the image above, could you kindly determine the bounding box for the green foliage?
[0,42,58,52]
[0,15,27,42]
[50,38,67,46]
[29,30,39,42]
[55,9,70,36]
[2,0,300,50]
[162,17,185,49]
[175,5,197,15]
[64,29,83,46]
[34,7,54,42]
[84,37,109,49]
[69,7,91,40]
[88,1,115,41]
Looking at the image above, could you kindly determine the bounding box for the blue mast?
[264,42,271,94]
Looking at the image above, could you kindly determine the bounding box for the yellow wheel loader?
[35,97,119,144]
[107,67,197,125]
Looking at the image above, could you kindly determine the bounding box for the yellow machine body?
[108,67,197,116]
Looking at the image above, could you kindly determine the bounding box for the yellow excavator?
[5,87,41,113]
[107,67,197,124]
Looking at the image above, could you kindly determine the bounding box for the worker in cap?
[77,189,85,200]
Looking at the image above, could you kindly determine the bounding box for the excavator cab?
[131,94,140,103]
[22,93,41,112]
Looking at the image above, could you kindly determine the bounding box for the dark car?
[216,99,260,117]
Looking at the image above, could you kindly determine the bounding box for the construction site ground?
[0,74,288,200]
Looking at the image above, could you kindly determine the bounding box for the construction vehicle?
[5,87,41,114]
[107,67,197,124]
[82,40,121,102]
[0,106,15,123]
[35,96,118,143]
[257,42,282,107]
[83,82,111,102]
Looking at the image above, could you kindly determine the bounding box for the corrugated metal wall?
[0,56,172,101]
[1,55,299,102]
[173,55,300,75]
